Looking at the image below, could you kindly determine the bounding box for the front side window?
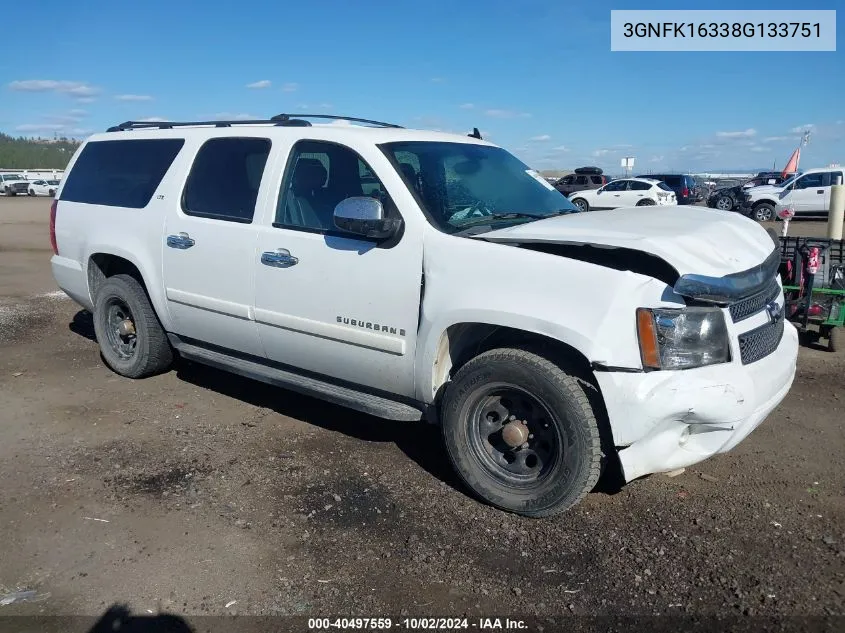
[275,140,398,233]
[380,141,578,234]
[182,137,271,223]
[794,173,824,189]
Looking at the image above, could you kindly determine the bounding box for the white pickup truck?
[1,172,30,196]
[50,115,798,517]
[740,167,845,221]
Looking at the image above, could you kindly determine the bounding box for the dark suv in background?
[553,167,607,197]
[636,173,700,205]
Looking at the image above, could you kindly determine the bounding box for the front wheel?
[440,348,603,517]
[571,198,589,212]
[28,189,35,196]
[716,196,734,211]
[93,274,173,378]
[828,327,840,353]
[753,202,775,222]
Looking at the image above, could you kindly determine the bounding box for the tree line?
[0,134,81,169]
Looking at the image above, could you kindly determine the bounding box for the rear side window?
[590,176,603,184]
[664,176,682,186]
[629,181,651,191]
[60,139,184,208]
[182,137,271,223]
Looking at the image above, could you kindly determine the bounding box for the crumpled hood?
[474,206,777,278]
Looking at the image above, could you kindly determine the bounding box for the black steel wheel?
[93,274,173,378]
[467,385,561,488]
[441,348,603,517]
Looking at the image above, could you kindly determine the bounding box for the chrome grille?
[729,278,781,323]
[738,315,784,365]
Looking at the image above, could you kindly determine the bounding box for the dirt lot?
[1,196,843,629]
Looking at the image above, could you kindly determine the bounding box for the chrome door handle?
[166,232,195,249]
[261,248,299,268]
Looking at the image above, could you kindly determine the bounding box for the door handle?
[817,189,824,194]
[261,248,299,268]
[166,232,195,249]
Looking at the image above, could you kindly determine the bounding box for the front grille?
[738,314,784,365]
[729,279,781,322]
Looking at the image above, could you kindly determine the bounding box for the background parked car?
[27,179,60,197]
[0,173,30,196]
[739,167,840,221]
[707,173,794,211]
[553,166,607,197]
[636,173,700,204]
[568,177,676,211]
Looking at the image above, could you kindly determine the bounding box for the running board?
[168,336,424,422]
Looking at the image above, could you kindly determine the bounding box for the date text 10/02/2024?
[307,617,529,630]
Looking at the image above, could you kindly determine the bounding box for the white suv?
[568,177,676,212]
[741,167,844,221]
[49,114,798,517]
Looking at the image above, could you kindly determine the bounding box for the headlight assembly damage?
[637,307,730,370]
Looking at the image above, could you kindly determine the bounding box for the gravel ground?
[1,197,843,632]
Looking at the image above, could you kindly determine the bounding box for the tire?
[636,198,656,206]
[716,195,734,211]
[829,327,840,353]
[752,202,775,222]
[48,189,55,197]
[92,274,173,378]
[571,198,589,212]
[28,189,35,196]
[440,348,602,518]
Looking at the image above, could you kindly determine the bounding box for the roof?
[88,118,497,148]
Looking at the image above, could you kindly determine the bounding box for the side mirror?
[333,196,402,240]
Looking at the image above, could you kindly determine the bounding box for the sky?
[0,0,842,173]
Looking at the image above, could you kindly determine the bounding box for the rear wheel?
[571,198,589,212]
[93,274,173,378]
[753,202,775,222]
[636,198,656,206]
[440,348,602,517]
[828,327,840,353]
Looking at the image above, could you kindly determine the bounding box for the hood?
[473,206,777,279]
[747,184,783,194]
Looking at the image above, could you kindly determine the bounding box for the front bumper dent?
[595,320,798,482]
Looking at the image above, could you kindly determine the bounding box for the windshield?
[379,141,579,234]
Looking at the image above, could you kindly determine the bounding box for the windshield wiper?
[454,212,561,229]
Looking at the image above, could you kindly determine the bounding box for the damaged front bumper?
[594,318,798,482]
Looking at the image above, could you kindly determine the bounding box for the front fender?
[414,229,679,404]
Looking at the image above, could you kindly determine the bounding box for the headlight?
[636,307,730,370]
